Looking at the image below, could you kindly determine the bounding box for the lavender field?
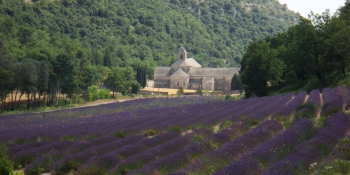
[1,86,350,175]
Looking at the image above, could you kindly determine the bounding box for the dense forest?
[0,0,299,112]
[239,0,350,97]
[0,0,298,68]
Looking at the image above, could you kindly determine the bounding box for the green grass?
[141,129,158,137]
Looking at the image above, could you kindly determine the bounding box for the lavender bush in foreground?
[213,119,315,175]
[334,85,350,109]
[109,134,193,174]
[247,93,294,121]
[264,112,350,175]
[272,91,307,119]
[184,120,283,175]
[294,89,321,120]
[321,87,343,116]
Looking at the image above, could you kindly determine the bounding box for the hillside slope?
[0,0,299,68]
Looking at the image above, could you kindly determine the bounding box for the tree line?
[0,50,148,113]
[239,1,350,97]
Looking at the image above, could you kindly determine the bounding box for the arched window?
[180,55,183,59]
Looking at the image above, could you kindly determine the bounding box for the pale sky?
[278,0,346,17]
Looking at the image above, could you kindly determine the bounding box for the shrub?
[99,89,111,99]
[177,87,184,95]
[123,80,141,94]
[196,88,203,94]
[86,85,99,101]
[245,118,259,128]
[142,129,158,137]
[0,145,14,175]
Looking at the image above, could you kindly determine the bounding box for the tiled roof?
[171,58,202,67]
[154,67,171,77]
[178,47,187,54]
[189,68,239,77]
[171,68,189,77]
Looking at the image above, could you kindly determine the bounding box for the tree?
[104,68,125,97]
[230,73,243,93]
[240,40,285,97]
[0,69,13,113]
[36,61,49,107]
[19,58,39,110]
[133,63,147,88]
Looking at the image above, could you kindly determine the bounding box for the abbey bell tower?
[178,47,187,60]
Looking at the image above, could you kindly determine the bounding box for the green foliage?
[86,85,99,102]
[230,73,243,92]
[177,87,184,95]
[168,126,183,133]
[220,120,233,130]
[24,151,61,175]
[196,88,202,94]
[0,68,13,112]
[0,0,301,112]
[142,129,158,137]
[0,145,14,175]
[99,89,110,99]
[245,118,260,128]
[85,85,110,101]
[241,3,350,96]
[123,80,141,95]
[0,0,298,69]
[224,94,242,101]
[114,130,128,138]
[63,135,76,141]
[240,40,285,97]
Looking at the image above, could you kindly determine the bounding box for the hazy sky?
[278,0,345,17]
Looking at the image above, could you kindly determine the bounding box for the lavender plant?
[264,112,350,175]
[321,87,343,116]
[213,119,315,175]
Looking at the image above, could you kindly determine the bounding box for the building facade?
[154,47,239,92]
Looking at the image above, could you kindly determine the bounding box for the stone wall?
[214,77,232,92]
[170,77,189,89]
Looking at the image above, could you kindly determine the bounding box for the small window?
[177,82,179,86]
[180,55,183,59]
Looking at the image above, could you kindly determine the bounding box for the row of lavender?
[4,94,290,174]
[14,93,292,174]
[1,86,350,174]
[0,96,209,130]
[143,86,349,174]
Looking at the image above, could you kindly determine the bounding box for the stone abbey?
[154,47,239,92]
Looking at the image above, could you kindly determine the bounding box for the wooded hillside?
[0,0,299,112]
[0,0,298,68]
[239,0,350,97]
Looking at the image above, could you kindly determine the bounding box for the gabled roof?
[171,58,202,67]
[171,68,189,77]
[154,67,171,77]
[189,68,240,77]
[178,47,187,54]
